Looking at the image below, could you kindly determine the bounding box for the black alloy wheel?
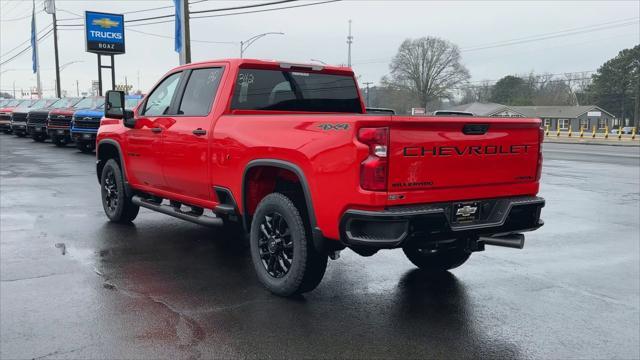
[103,166,119,215]
[249,193,327,296]
[258,212,294,278]
[100,159,139,223]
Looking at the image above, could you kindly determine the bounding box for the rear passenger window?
[178,68,223,116]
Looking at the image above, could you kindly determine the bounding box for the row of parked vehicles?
[0,95,142,152]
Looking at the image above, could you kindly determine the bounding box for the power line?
[123,4,175,15]
[58,0,341,28]
[463,17,639,50]
[2,9,43,22]
[127,28,237,44]
[0,0,30,18]
[0,29,54,67]
[352,17,640,66]
[463,21,638,52]
[1,24,53,58]
[189,0,294,14]
[190,0,341,19]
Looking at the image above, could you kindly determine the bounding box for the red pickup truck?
[98,59,544,296]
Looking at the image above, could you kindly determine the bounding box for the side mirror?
[105,90,136,128]
[105,90,125,119]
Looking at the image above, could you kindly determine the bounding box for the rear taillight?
[358,127,389,191]
[536,126,544,180]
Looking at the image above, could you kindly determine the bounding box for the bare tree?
[460,81,493,104]
[387,37,470,109]
[564,72,592,105]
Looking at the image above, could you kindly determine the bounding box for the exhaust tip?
[481,233,525,249]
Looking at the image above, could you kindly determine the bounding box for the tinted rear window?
[231,68,362,113]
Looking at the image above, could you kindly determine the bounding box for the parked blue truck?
[70,95,142,153]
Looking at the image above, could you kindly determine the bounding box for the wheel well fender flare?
[241,159,319,234]
[96,139,132,197]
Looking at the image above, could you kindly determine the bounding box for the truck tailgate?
[388,116,542,195]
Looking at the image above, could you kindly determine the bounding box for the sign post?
[84,11,125,96]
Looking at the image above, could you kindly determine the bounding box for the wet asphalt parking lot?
[1,135,639,359]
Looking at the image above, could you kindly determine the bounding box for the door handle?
[151,127,162,133]
[192,128,207,136]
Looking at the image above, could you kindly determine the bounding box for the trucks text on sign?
[85,11,125,55]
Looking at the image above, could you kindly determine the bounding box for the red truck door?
[125,71,183,189]
[160,67,224,201]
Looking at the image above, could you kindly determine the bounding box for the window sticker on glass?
[238,73,254,85]
[291,72,309,77]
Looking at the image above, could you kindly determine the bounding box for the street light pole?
[240,32,284,58]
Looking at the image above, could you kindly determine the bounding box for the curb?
[544,139,640,147]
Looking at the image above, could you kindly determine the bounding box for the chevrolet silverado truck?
[72,95,141,153]
[27,98,76,142]
[0,99,30,133]
[97,59,545,296]
[48,97,101,146]
[46,97,83,146]
[10,99,45,137]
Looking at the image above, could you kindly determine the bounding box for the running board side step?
[480,233,525,249]
[132,195,223,227]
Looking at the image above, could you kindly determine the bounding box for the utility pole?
[12,81,16,99]
[346,19,353,67]
[363,81,373,107]
[177,0,191,65]
[76,80,79,97]
[45,0,61,98]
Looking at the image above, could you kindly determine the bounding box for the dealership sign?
[85,11,125,55]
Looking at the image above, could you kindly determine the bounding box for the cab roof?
[172,58,354,75]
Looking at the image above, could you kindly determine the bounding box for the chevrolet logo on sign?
[92,18,119,29]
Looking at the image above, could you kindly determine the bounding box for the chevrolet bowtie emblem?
[456,205,478,217]
[93,18,119,29]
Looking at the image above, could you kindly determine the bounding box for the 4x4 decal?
[317,123,349,131]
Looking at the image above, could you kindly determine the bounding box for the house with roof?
[447,102,617,132]
[447,102,525,117]
[510,105,617,132]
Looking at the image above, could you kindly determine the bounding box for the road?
[1,136,638,359]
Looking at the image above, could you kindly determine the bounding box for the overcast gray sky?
[1,0,638,97]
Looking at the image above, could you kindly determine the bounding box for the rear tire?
[249,193,327,296]
[100,159,139,223]
[402,246,471,272]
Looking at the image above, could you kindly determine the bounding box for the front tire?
[402,246,471,272]
[100,159,139,223]
[77,141,94,153]
[249,193,327,296]
[53,136,67,147]
[32,133,46,142]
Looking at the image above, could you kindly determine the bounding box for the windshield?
[15,100,34,109]
[29,99,47,109]
[51,98,81,109]
[73,97,103,109]
[231,68,362,113]
[125,98,142,110]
